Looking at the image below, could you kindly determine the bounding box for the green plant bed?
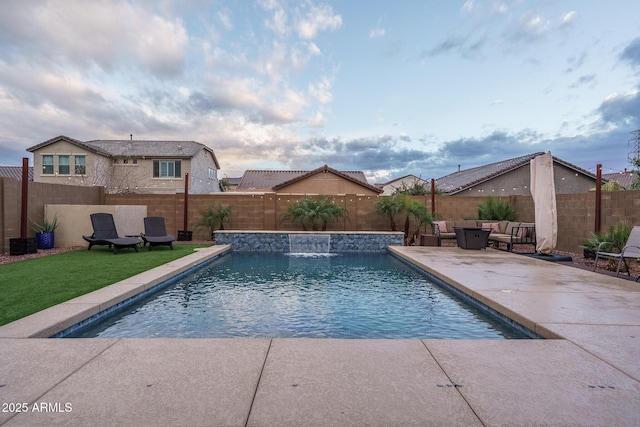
[0,244,211,326]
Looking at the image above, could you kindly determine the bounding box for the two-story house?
[27,135,221,194]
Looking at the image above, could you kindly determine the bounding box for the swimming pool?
[67,252,530,339]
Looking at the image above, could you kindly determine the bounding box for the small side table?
[420,234,440,246]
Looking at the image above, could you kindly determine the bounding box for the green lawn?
[0,244,211,326]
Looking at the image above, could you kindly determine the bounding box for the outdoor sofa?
[431,220,536,252]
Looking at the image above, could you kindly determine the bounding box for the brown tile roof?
[435,152,597,194]
[0,166,33,181]
[602,171,637,189]
[236,165,382,193]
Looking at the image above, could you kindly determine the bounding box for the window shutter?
[175,161,181,177]
[153,160,159,177]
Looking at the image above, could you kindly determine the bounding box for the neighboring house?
[602,170,637,189]
[27,135,221,194]
[234,164,382,195]
[221,177,242,191]
[0,166,33,181]
[435,152,599,196]
[377,174,430,195]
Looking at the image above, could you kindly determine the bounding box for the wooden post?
[430,178,436,216]
[20,157,29,238]
[595,164,601,233]
[183,172,189,231]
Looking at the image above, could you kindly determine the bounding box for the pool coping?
[2,245,640,425]
[0,245,230,338]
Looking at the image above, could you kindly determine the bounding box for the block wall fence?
[1,177,639,253]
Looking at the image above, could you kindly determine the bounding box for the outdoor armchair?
[592,225,640,278]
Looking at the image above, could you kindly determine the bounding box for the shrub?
[477,196,516,221]
[280,196,349,231]
[193,203,234,239]
[582,222,632,270]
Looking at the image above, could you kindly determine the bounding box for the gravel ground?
[1,241,638,280]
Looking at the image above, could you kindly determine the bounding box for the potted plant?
[32,214,58,250]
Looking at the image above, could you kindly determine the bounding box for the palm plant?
[281,196,348,231]
[374,195,404,231]
[193,203,234,239]
[405,200,433,245]
[375,195,432,244]
[477,196,516,221]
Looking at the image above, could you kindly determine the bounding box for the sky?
[1,0,640,183]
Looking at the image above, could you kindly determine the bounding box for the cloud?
[566,51,588,73]
[262,2,289,37]
[308,76,333,104]
[295,4,342,39]
[426,33,487,58]
[217,10,233,31]
[569,74,596,89]
[561,11,576,25]
[508,12,551,43]
[369,28,386,39]
[0,1,188,78]
[595,90,640,128]
[620,37,640,69]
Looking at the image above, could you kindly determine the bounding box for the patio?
[1,246,639,426]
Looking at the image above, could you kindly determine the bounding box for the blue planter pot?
[36,231,55,250]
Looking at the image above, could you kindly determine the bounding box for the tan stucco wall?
[31,141,108,187]
[278,173,379,195]
[190,149,221,193]
[45,204,147,247]
[31,140,220,194]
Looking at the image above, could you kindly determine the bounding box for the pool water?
[68,253,529,339]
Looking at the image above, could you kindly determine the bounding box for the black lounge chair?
[141,216,175,251]
[82,213,141,254]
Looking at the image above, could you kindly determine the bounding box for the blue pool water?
[67,253,530,339]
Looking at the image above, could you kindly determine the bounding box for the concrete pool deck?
[1,245,639,426]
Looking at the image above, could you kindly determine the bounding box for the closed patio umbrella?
[530,152,557,254]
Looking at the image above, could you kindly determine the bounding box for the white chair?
[593,226,640,278]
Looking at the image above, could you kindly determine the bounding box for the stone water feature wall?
[215,231,405,252]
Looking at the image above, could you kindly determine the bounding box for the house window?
[42,155,54,174]
[75,156,86,175]
[153,160,181,178]
[58,155,70,175]
[208,168,217,179]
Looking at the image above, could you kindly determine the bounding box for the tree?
[375,194,432,244]
[193,203,234,239]
[391,177,442,196]
[280,196,349,231]
[405,199,433,245]
[374,196,403,231]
